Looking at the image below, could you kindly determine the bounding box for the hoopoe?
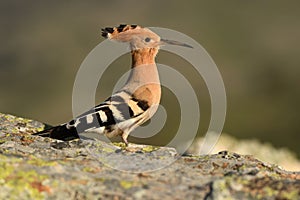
[33,24,192,145]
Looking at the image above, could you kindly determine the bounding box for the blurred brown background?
[0,1,299,157]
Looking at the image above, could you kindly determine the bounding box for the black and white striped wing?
[33,90,150,140]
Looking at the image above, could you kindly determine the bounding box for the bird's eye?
[145,37,151,42]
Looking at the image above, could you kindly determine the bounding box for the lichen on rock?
[0,112,299,199]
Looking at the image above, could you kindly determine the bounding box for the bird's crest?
[101,24,141,39]
[101,24,192,49]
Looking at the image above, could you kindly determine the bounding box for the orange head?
[101,24,192,50]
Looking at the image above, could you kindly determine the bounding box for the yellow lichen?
[6,170,47,200]
[281,189,299,200]
[263,186,279,197]
[0,157,48,200]
[120,180,133,189]
[27,156,58,167]
[102,147,115,153]
[142,146,159,153]
[112,142,127,148]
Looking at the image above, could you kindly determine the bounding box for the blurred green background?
[1,1,299,157]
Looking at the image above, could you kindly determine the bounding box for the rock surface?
[0,113,299,200]
[188,134,300,171]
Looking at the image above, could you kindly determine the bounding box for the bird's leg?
[122,131,141,152]
[121,132,130,146]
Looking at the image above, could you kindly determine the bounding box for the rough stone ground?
[188,134,300,171]
[0,113,299,200]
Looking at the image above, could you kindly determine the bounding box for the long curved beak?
[160,38,193,48]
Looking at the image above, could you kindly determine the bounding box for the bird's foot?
[121,133,129,146]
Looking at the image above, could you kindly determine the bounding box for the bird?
[33,24,192,145]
